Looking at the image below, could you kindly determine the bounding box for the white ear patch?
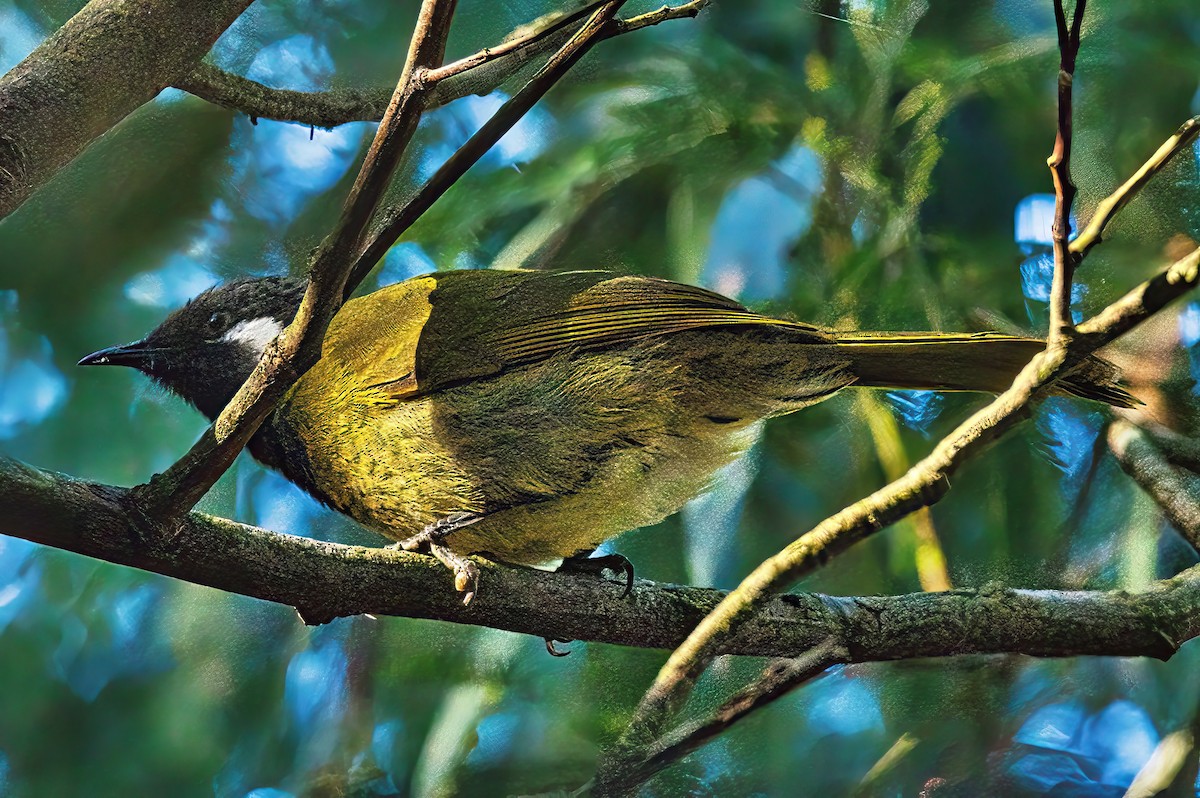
[221,317,283,355]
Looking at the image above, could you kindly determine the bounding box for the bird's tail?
[831,331,1137,407]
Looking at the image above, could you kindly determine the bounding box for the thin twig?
[1046,0,1086,343]
[174,1,708,128]
[346,0,633,295]
[424,1,606,84]
[613,641,848,792]
[601,245,1200,782]
[1070,116,1200,260]
[1108,420,1200,553]
[134,0,459,518]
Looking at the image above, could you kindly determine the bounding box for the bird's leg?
[557,549,635,598]
[390,512,485,606]
[394,511,484,552]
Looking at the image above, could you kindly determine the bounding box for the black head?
[79,276,307,420]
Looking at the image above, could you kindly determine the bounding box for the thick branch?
[173,2,708,128]
[1109,420,1200,552]
[136,0,459,519]
[0,0,254,220]
[2,455,1199,661]
[1139,422,1200,475]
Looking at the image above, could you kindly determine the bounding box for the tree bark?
[3,455,1199,662]
[0,0,254,220]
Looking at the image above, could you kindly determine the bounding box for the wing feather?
[400,269,826,396]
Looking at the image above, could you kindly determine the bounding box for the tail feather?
[831,331,1137,408]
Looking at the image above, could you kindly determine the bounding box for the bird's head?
[79,276,307,420]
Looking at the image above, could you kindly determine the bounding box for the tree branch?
[173,2,709,128]
[135,0,459,519]
[346,0,631,294]
[1069,116,1200,261]
[619,641,848,791]
[1047,0,1085,343]
[1136,421,1200,475]
[602,244,1200,782]
[0,0,255,220]
[1108,420,1200,552]
[3,455,1199,662]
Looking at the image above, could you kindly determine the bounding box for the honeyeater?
[80,269,1132,601]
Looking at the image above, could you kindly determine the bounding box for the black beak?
[78,340,161,369]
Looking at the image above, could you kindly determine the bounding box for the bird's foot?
[388,512,485,605]
[429,543,480,606]
[557,550,635,598]
[541,551,634,656]
[393,511,484,552]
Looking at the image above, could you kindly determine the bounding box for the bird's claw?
[429,542,479,606]
[544,637,573,657]
[557,551,635,598]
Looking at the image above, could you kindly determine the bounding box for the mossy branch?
[3,455,1199,662]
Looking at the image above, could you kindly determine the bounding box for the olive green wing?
[363,269,827,398]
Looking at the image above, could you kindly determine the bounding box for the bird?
[79,269,1133,603]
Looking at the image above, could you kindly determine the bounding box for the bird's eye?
[207,312,230,335]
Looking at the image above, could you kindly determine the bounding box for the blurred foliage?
[2,0,1200,795]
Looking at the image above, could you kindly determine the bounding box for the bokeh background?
[2,0,1200,795]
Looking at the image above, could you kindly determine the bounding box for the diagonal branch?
[1108,420,1200,553]
[1138,422,1200,475]
[346,0,631,294]
[600,244,1200,786]
[134,0,460,519]
[619,641,848,791]
[173,2,709,128]
[1070,116,1200,261]
[0,0,255,220]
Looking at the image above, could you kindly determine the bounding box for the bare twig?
[135,0,459,518]
[174,1,708,128]
[1108,420,1200,552]
[1070,116,1200,260]
[346,0,632,294]
[613,641,848,792]
[424,1,605,84]
[175,63,392,129]
[1046,0,1086,343]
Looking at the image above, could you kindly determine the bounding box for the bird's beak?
[77,339,161,369]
